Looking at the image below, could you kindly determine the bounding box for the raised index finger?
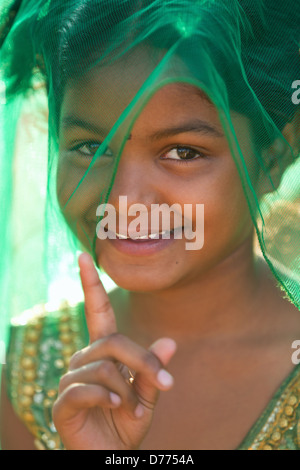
[78,252,117,343]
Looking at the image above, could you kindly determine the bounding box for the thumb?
[132,338,177,411]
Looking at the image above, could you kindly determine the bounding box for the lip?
[106,227,183,256]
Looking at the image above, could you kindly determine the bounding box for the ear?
[257,109,300,198]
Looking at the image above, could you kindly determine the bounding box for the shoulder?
[245,363,300,450]
[7,300,88,375]
[5,300,88,450]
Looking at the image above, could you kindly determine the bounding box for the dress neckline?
[236,361,300,450]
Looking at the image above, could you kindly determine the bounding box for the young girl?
[1,0,300,450]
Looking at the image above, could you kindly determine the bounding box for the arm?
[0,368,36,450]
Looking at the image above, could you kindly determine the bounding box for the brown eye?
[164,146,206,161]
[177,147,199,160]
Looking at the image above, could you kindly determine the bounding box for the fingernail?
[78,252,91,265]
[110,392,121,406]
[134,404,144,418]
[157,369,174,388]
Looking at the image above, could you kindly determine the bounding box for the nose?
[108,145,158,215]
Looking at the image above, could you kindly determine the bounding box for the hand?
[52,253,177,450]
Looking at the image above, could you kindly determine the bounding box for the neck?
[122,238,266,347]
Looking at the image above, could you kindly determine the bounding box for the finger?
[78,252,117,343]
[132,338,177,411]
[53,383,121,424]
[149,337,178,367]
[69,333,176,392]
[58,360,140,416]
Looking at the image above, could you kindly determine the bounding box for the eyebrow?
[60,115,224,140]
[149,119,224,140]
[60,115,108,136]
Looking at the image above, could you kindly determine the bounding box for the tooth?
[132,235,149,240]
[116,233,128,239]
[149,233,159,239]
[158,230,170,238]
[115,231,174,240]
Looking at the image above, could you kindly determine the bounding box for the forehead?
[61,46,161,115]
[60,45,215,123]
[59,48,251,146]
[60,81,218,140]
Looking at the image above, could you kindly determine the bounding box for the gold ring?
[127,369,135,385]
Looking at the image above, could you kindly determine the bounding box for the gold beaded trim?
[9,305,45,444]
[8,300,86,450]
[248,372,300,450]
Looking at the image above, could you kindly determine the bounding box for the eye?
[71,141,113,158]
[162,146,207,162]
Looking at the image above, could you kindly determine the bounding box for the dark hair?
[2,0,300,134]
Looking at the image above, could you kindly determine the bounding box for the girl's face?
[57,59,256,292]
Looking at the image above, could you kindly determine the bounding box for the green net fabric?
[0,0,300,392]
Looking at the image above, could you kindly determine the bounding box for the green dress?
[4,301,300,450]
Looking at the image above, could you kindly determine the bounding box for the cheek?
[205,172,253,250]
[56,160,108,245]
[173,163,253,253]
[56,157,86,208]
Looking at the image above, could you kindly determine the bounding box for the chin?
[98,258,177,293]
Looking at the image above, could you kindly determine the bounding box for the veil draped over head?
[0,0,300,360]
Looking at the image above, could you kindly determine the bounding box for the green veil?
[0,0,300,371]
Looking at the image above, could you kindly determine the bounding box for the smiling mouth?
[105,227,183,240]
